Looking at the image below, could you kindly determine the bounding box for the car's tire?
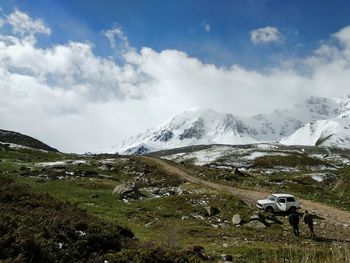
[265,206,274,214]
[289,207,296,214]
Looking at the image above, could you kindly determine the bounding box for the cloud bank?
[1,9,350,152]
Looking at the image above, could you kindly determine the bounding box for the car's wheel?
[289,207,296,214]
[265,206,274,214]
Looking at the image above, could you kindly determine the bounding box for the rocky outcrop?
[204,206,219,217]
[112,182,141,199]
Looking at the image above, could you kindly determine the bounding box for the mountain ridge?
[0,129,59,152]
[117,95,350,154]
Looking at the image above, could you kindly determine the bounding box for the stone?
[245,220,266,228]
[265,219,275,225]
[232,214,242,225]
[234,168,245,176]
[144,220,157,227]
[112,182,141,199]
[47,168,66,179]
[250,214,260,221]
[204,206,220,216]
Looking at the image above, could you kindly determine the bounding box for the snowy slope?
[280,95,350,148]
[117,95,350,154]
[118,108,260,154]
[280,118,350,148]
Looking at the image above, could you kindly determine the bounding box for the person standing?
[288,211,300,237]
[303,210,315,237]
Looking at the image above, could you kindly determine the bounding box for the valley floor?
[1,144,350,262]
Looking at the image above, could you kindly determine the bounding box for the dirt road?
[142,156,350,227]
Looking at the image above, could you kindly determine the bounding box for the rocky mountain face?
[118,95,350,154]
[0,129,58,152]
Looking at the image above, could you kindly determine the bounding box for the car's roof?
[271,193,295,198]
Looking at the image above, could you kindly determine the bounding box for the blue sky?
[2,0,350,68]
[1,1,350,152]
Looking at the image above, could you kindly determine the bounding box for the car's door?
[276,197,287,211]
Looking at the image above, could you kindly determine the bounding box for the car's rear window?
[287,197,295,202]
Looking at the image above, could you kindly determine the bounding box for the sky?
[1,1,350,152]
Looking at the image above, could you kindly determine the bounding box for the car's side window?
[287,197,295,202]
[278,198,286,203]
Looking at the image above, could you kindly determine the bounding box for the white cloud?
[1,9,350,153]
[201,20,211,32]
[5,8,51,36]
[103,25,133,53]
[250,26,282,44]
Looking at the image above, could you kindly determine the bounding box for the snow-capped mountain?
[117,95,350,154]
[280,118,350,148]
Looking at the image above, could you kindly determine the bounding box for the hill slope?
[0,129,58,152]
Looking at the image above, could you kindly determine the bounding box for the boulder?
[265,219,275,225]
[204,206,220,216]
[232,214,242,225]
[245,220,266,228]
[250,214,261,221]
[234,168,245,176]
[112,182,141,199]
[47,168,66,179]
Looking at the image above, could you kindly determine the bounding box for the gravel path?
[143,156,350,228]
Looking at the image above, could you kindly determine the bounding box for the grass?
[252,154,327,168]
[15,174,340,262]
[2,145,350,262]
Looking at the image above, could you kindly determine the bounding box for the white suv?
[256,194,300,213]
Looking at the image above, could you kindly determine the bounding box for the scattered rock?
[181,216,190,220]
[232,214,242,225]
[158,188,176,196]
[245,220,266,228]
[204,206,219,217]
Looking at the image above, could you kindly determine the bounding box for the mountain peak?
[117,95,350,154]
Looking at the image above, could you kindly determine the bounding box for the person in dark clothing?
[288,212,300,237]
[303,210,315,237]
